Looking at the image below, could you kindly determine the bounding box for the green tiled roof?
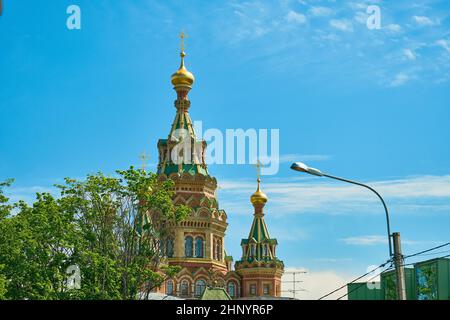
[200,287,231,300]
[157,163,208,176]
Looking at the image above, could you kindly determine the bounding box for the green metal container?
[415,258,450,300]
[381,268,415,300]
[347,282,382,300]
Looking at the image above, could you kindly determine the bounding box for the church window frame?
[166,280,174,295]
[195,236,204,258]
[227,281,236,298]
[249,284,257,296]
[180,279,190,297]
[263,284,270,295]
[166,237,174,258]
[185,236,193,257]
[194,279,207,297]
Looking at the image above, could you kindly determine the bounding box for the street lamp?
[290,162,406,300]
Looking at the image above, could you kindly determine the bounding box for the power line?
[404,242,450,259]
[318,252,450,301]
[400,253,450,268]
[317,259,392,300]
[340,253,450,300]
[407,249,450,257]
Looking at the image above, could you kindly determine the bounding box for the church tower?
[235,176,284,297]
[156,34,233,298]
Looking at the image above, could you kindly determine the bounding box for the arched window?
[194,279,206,297]
[250,245,255,257]
[227,282,236,298]
[166,238,174,258]
[180,280,189,297]
[263,244,268,257]
[159,239,165,256]
[166,280,174,295]
[185,236,193,257]
[195,237,204,258]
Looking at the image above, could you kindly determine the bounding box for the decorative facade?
[235,178,284,297]
[153,37,283,299]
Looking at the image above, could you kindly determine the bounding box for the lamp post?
[290,162,406,300]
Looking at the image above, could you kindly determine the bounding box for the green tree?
[0,265,6,300]
[0,190,77,299]
[0,179,14,300]
[57,167,189,299]
[0,168,189,300]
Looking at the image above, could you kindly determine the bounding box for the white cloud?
[313,258,353,263]
[436,39,450,52]
[340,235,445,246]
[220,175,450,216]
[354,12,367,24]
[274,153,331,164]
[340,235,387,246]
[412,15,439,26]
[329,19,353,32]
[388,72,410,87]
[286,10,307,24]
[384,24,402,34]
[309,6,333,17]
[403,49,416,60]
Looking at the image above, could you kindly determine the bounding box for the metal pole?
[393,232,407,300]
[293,272,296,300]
[322,173,393,258]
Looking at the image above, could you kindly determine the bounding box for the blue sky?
[1,0,450,298]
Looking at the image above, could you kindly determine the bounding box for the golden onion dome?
[171,51,195,88]
[250,178,268,205]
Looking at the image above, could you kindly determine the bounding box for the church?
[151,36,284,299]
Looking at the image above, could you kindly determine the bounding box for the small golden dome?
[250,178,268,205]
[171,51,195,88]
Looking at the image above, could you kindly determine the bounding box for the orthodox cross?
[140,151,149,171]
[179,31,188,52]
[252,159,264,181]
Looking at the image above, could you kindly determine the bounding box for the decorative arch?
[175,268,194,283]
[196,207,211,218]
[168,172,180,181]
[193,267,209,281]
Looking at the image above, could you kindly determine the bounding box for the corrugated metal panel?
[381,268,415,300]
[415,258,450,300]
[347,282,382,300]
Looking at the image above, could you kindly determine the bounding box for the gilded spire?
[250,161,268,206]
[171,32,195,89]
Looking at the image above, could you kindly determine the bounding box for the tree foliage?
[0,168,190,300]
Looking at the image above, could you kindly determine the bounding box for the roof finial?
[171,31,195,89]
[253,160,263,189]
[140,151,149,171]
[180,31,187,53]
[250,160,268,206]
